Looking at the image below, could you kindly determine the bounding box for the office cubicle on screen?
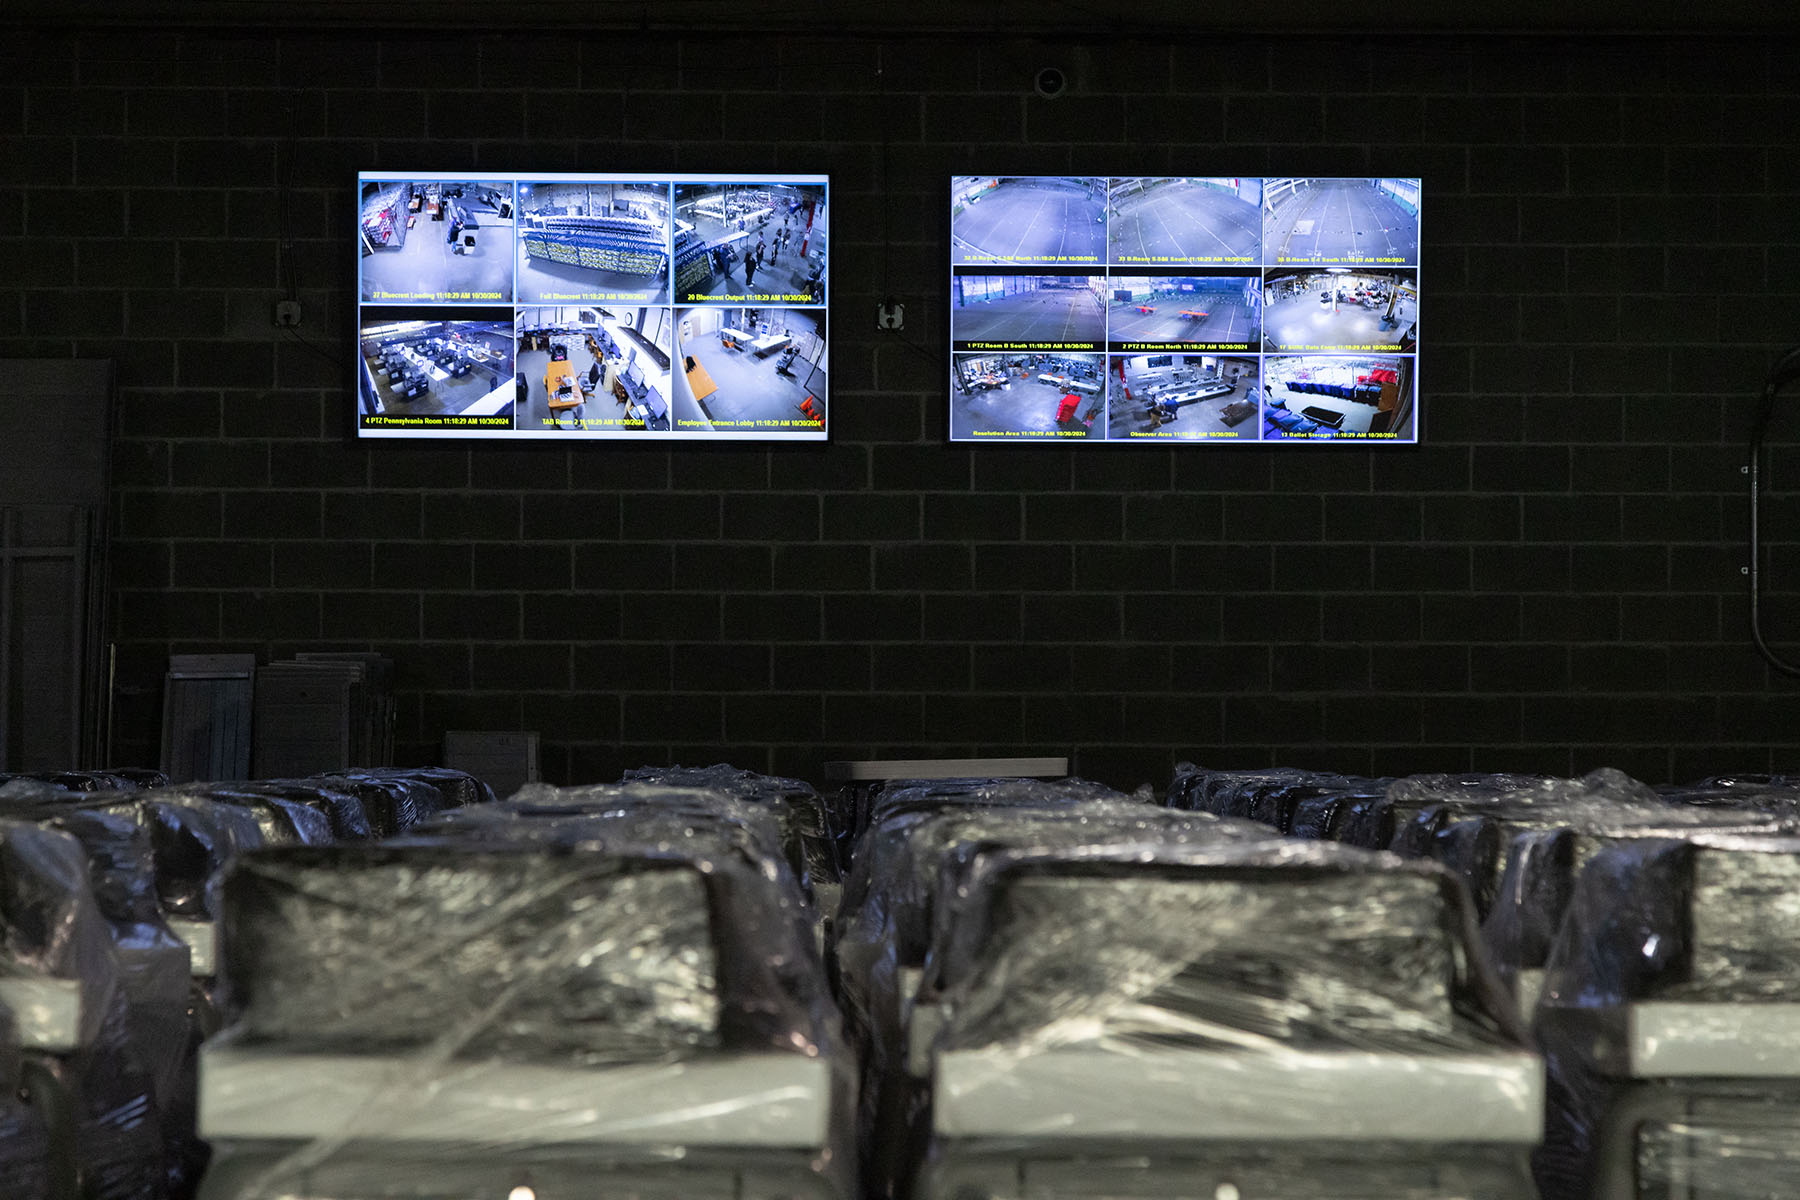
[356,172,829,441]
[948,177,1420,444]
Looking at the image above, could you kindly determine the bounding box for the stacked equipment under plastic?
[834,780,1289,1198]
[620,763,843,913]
[0,767,493,1198]
[1533,830,1800,1199]
[1261,766,1800,1196]
[901,823,1544,1199]
[0,813,172,1199]
[194,781,856,1200]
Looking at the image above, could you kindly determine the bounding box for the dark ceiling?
[5,0,1796,34]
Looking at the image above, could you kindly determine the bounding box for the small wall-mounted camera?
[1034,67,1067,99]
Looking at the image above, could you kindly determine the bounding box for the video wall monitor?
[948,176,1419,444]
[357,171,829,441]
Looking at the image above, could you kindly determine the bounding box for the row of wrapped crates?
[0,767,496,1199]
[521,215,667,276]
[20,755,1800,1199]
[832,774,1539,1199]
[674,229,714,295]
[1171,763,1800,1199]
[195,766,852,1200]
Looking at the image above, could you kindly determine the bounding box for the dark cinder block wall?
[3,28,1797,789]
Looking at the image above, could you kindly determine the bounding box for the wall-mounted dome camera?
[1035,67,1067,99]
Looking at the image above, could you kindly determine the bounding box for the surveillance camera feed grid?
[947,176,1420,446]
[357,171,828,442]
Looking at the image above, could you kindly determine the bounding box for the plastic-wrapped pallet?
[906,837,1542,1200]
[1166,764,1387,834]
[1533,833,1800,1199]
[418,780,816,912]
[196,800,855,1200]
[139,782,343,846]
[0,781,204,1193]
[835,776,1130,872]
[622,763,843,897]
[833,790,1277,1199]
[0,770,165,794]
[1382,772,1797,1012]
[0,818,170,1199]
[361,765,495,810]
[300,770,465,838]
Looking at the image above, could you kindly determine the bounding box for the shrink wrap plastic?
[1167,763,1387,834]
[1376,770,1798,996]
[0,782,202,1191]
[622,763,842,889]
[199,791,854,1199]
[907,837,1541,1200]
[1533,834,1800,1199]
[302,766,492,838]
[0,818,168,1198]
[0,771,166,794]
[0,1005,54,1197]
[360,765,496,810]
[138,783,337,847]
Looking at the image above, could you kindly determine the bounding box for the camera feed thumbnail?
[1107,354,1261,441]
[1107,178,1262,265]
[952,271,1106,348]
[673,307,828,436]
[1264,178,1420,266]
[515,305,674,434]
[672,182,827,306]
[1261,355,1415,441]
[1261,268,1417,352]
[951,352,1105,440]
[359,308,517,430]
[1106,274,1261,351]
[514,180,671,307]
[359,180,515,304]
[951,177,1107,266]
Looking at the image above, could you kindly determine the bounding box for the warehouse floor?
[951,376,1104,439]
[953,179,1107,264]
[672,327,825,433]
[1106,293,1259,346]
[1263,356,1407,437]
[681,208,828,304]
[1262,289,1417,351]
[953,286,1105,344]
[1265,181,1419,264]
[361,213,515,303]
[517,318,673,433]
[1108,181,1262,264]
[1106,357,1261,440]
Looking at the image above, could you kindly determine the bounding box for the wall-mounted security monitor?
[948,177,1419,444]
[356,172,828,441]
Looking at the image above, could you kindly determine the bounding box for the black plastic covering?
[204,785,853,1197]
[136,782,340,846]
[894,815,1536,1200]
[926,839,1526,1053]
[1533,833,1800,1199]
[1167,764,1388,835]
[623,762,841,886]
[1371,769,1798,992]
[300,771,444,838]
[835,782,1300,1199]
[0,770,166,794]
[0,1010,55,1198]
[0,816,169,1199]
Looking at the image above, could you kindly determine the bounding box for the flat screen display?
[356,172,829,441]
[948,177,1419,444]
